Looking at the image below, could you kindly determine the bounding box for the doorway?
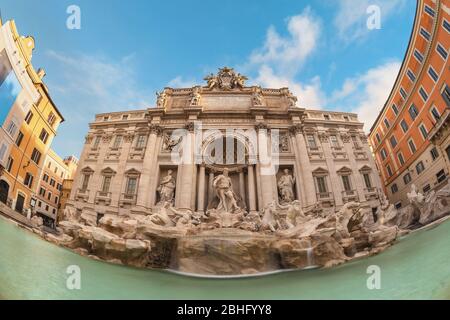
[0,180,9,204]
[15,193,25,214]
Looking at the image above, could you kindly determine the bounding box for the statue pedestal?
[207,210,244,228]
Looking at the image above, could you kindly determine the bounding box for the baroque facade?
[67,67,382,221]
[0,19,66,219]
[369,0,450,208]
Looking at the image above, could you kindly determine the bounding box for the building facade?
[58,155,79,222]
[35,150,78,227]
[369,0,450,208]
[67,67,383,222]
[0,19,65,217]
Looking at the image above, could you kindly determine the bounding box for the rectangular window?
[135,135,147,149]
[39,187,45,197]
[403,173,412,185]
[351,135,360,148]
[407,69,416,82]
[437,169,447,183]
[15,131,24,147]
[54,196,59,205]
[102,176,112,193]
[431,147,439,160]
[414,49,424,63]
[424,4,435,17]
[24,173,33,188]
[330,135,339,148]
[423,184,431,194]
[125,177,137,195]
[47,192,52,201]
[6,121,17,137]
[430,106,441,121]
[409,104,419,121]
[24,111,33,124]
[397,152,405,166]
[316,176,328,194]
[6,156,13,172]
[443,19,450,33]
[39,129,49,144]
[363,173,372,189]
[81,174,90,191]
[390,136,398,148]
[47,112,56,125]
[43,174,49,183]
[0,144,5,161]
[341,175,352,192]
[122,115,128,120]
[50,179,55,187]
[408,139,417,153]
[387,165,393,177]
[384,118,390,129]
[419,87,428,101]
[391,184,399,194]
[441,84,450,106]
[376,133,381,143]
[416,161,425,175]
[31,148,41,165]
[400,87,407,99]
[306,134,317,148]
[428,66,438,82]
[112,135,122,149]
[419,123,428,139]
[93,136,101,149]
[391,104,399,115]
[420,27,431,41]
[400,119,409,133]
[380,148,387,161]
[436,43,448,60]
[395,202,402,210]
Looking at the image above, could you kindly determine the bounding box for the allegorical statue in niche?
[157,170,176,205]
[190,86,201,106]
[213,168,240,213]
[156,90,167,108]
[278,169,296,204]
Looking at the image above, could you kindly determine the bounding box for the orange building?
[0,20,64,217]
[369,0,450,208]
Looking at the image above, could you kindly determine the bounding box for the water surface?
[0,217,449,299]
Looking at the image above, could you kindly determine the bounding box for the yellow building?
[0,20,64,217]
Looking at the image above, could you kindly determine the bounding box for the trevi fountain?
[23,68,450,276]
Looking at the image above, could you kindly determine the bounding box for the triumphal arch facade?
[68,67,383,222]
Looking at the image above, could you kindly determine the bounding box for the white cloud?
[255,65,325,108]
[45,51,154,157]
[250,7,321,76]
[168,76,197,88]
[334,0,407,43]
[331,61,401,132]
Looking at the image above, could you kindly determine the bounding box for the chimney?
[37,68,46,79]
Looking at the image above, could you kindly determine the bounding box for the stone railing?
[95,191,112,206]
[76,189,90,202]
[342,190,358,202]
[119,193,137,207]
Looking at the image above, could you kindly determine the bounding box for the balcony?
[342,190,358,202]
[364,187,379,201]
[76,189,90,202]
[95,191,112,206]
[119,193,137,207]
[316,192,334,206]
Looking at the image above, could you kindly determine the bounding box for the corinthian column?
[238,169,246,209]
[197,164,206,213]
[247,164,257,213]
[256,123,276,208]
[176,123,197,210]
[137,125,161,209]
[290,124,317,206]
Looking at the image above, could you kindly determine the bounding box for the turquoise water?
[0,216,449,299]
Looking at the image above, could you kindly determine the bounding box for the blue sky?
[1,0,415,157]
